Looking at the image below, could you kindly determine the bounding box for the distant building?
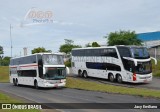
[137,31,160,59]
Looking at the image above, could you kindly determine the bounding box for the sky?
[1,0,160,57]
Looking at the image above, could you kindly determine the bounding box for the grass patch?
[0,92,40,112]
[0,66,9,82]
[152,60,160,77]
[0,67,40,112]
[153,70,160,77]
[66,77,160,98]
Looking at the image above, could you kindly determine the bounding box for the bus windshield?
[131,47,150,59]
[43,54,64,65]
[44,67,66,80]
[135,61,152,74]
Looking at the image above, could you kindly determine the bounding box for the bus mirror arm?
[151,57,157,65]
[123,57,137,66]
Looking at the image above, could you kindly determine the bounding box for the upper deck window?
[131,47,150,59]
[117,47,131,58]
[43,54,64,65]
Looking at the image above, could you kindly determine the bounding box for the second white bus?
[71,46,157,83]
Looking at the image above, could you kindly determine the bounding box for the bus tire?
[117,74,122,83]
[15,79,18,86]
[78,70,82,77]
[108,73,114,82]
[34,80,39,89]
[83,71,88,78]
[13,79,16,86]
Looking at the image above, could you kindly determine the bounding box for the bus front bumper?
[41,82,66,88]
[131,74,152,83]
[39,79,66,88]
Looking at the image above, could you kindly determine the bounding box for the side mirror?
[151,57,157,65]
[66,67,70,75]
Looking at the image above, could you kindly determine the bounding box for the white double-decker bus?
[9,53,66,88]
[71,46,157,83]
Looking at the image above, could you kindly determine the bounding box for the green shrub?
[65,61,71,67]
[152,59,160,77]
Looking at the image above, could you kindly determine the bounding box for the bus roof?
[72,46,116,50]
[72,45,145,51]
[11,52,64,59]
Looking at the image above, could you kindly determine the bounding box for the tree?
[105,30,142,46]
[0,46,3,55]
[31,47,52,54]
[91,42,100,47]
[85,43,92,47]
[64,39,74,45]
[1,56,11,66]
[85,42,100,47]
[59,39,81,54]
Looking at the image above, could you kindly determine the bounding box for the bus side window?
[117,47,132,58]
[72,62,75,67]
[37,55,43,78]
[123,59,134,72]
[33,70,37,77]
[101,48,118,58]
[17,71,22,76]
[110,49,118,58]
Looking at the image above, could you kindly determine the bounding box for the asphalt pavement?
[0,83,160,112]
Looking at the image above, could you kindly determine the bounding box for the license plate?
[54,84,58,87]
[144,80,147,82]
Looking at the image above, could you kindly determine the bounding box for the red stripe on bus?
[20,65,38,68]
[10,64,38,68]
[10,66,17,68]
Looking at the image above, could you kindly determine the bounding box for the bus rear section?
[9,53,66,88]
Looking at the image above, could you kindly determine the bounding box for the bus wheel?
[117,74,122,83]
[15,79,18,86]
[34,81,39,89]
[13,79,16,86]
[108,74,114,82]
[78,70,82,77]
[83,71,88,78]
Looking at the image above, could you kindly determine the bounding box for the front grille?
[139,76,151,79]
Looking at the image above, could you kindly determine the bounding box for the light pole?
[10,24,13,58]
[0,46,3,66]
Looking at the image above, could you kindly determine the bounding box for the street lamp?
[10,24,13,58]
[0,46,3,65]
